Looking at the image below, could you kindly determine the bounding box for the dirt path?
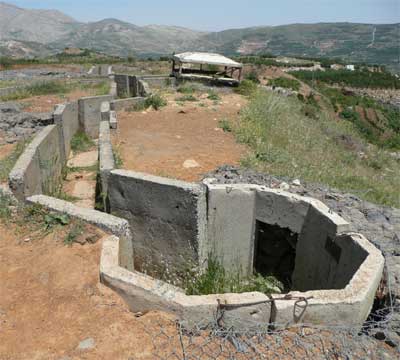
[62,149,99,209]
[112,93,248,182]
[0,222,176,360]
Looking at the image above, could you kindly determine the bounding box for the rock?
[77,338,95,350]
[183,159,200,169]
[279,182,290,191]
[292,179,301,186]
[86,233,100,244]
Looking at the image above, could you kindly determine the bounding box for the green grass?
[70,131,95,153]
[64,221,84,246]
[185,257,283,296]
[144,94,167,110]
[233,90,400,207]
[0,141,28,182]
[0,79,111,101]
[235,79,258,96]
[177,83,198,94]
[175,94,198,102]
[218,119,232,132]
[113,146,123,168]
[207,90,221,101]
[0,192,13,219]
[269,77,301,91]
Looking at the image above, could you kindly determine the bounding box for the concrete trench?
[6,76,386,331]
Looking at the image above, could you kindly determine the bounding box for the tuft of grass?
[235,79,258,96]
[177,83,198,94]
[218,118,232,132]
[233,90,400,207]
[64,221,84,246]
[0,192,13,219]
[70,131,95,153]
[113,146,123,168]
[207,90,221,101]
[0,81,69,101]
[185,257,283,296]
[175,94,198,102]
[144,94,167,110]
[0,141,28,182]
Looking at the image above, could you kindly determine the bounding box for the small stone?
[86,233,100,244]
[77,338,95,350]
[183,159,200,169]
[279,182,290,191]
[24,238,31,242]
[292,179,301,186]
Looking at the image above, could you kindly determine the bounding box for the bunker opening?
[254,221,298,292]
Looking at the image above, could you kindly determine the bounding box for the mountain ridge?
[0,2,398,69]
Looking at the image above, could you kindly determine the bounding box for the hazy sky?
[9,0,400,31]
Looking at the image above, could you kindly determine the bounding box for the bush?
[145,94,167,110]
[245,71,260,84]
[235,79,258,96]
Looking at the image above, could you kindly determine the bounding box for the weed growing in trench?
[64,221,84,246]
[70,131,95,153]
[184,257,283,296]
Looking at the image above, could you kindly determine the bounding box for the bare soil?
[0,143,15,160]
[0,221,175,360]
[112,93,248,182]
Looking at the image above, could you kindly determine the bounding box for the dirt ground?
[0,221,178,360]
[112,92,248,182]
[0,143,15,161]
[19,89,99,113]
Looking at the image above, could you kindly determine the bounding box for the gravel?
[0,102,53,144]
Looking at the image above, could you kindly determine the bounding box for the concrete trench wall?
[9,125,63,200]
[114,74,175,98]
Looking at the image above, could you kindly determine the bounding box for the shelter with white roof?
[172,52,243,85]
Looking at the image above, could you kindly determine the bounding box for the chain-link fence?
[128,303,399,360]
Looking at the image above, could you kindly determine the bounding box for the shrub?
[145,94,167,110]
[245,71,260,84]
[235,79,258,96]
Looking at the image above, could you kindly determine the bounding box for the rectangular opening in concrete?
[254,221,298,291]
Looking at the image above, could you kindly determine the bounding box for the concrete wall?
[78,95,113,138]
[114,74,130,98]
[9,125,63,201]
[99,121,115,212]
[206,185,256,276]
[110,97,145,112]
[53,101,79,162]
[108,170,207,272]
[292,201,351,291]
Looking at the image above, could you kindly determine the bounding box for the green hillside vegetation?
[229,90,399,207]
[290,69,400,89]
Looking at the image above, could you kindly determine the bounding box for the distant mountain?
[0,2,398,70]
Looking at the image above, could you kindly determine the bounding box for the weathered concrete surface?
[78,95,113,138]
[67,150,98,168]
[109,111,117,129]
[100,231,384,330]
[9,125,63,200]
[27,194,134,271]
[206,165,400,342]
[110,97,145,112]
[206,184,256,276]
[99,121,115,212]
[100,101,110,122]
[53,101,79,163]
[108,170,208,272]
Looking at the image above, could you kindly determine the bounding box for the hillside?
[0,2,398,69]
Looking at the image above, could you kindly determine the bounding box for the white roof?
[173,52,242,68]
